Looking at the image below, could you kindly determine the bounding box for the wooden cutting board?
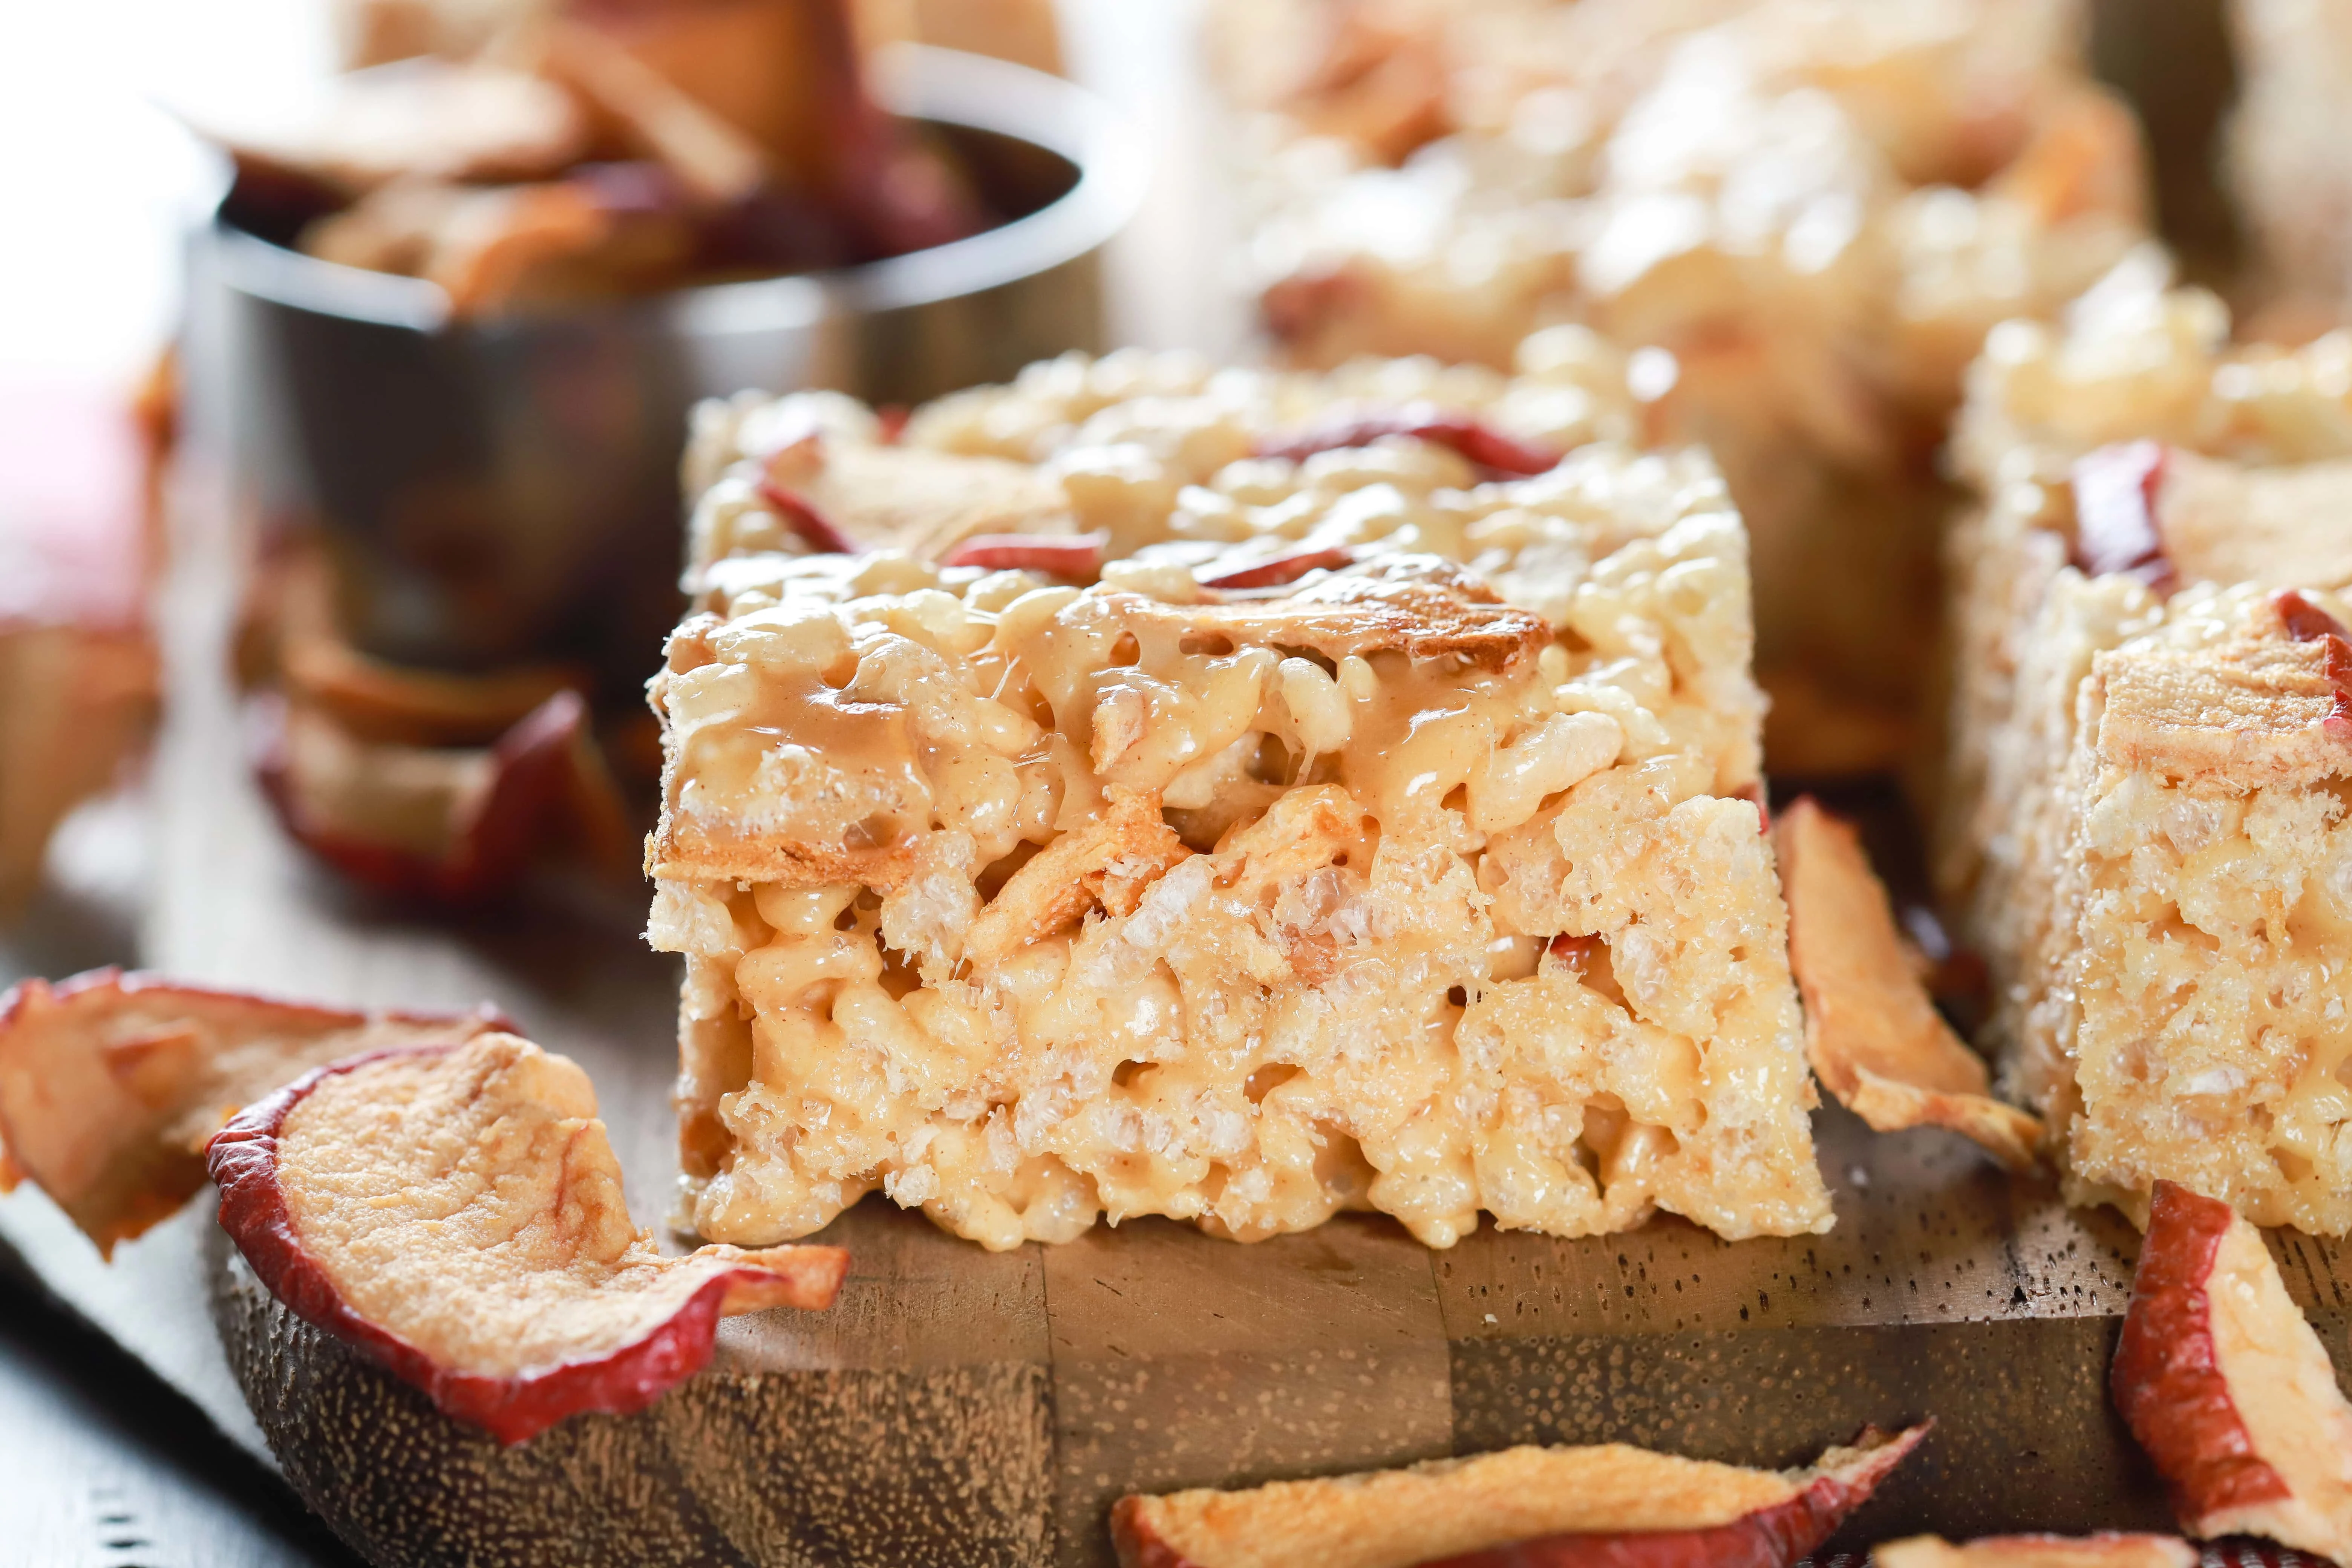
[6,518,2351,1568]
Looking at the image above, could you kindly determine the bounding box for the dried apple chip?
[257,687,633,904]
[195,58,591,201]
[263,545,586,749]
[0,968,506,1254]
[1775,798,2041,1170]
[207,1031,847,1445]
[2112,1179,2352,1562]
[1110,1423,1929,1568]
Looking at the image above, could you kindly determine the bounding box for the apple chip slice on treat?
[0,968,508,1254]
[1870,1535,2196,1567]
[1775,798,2042,1171]
[206,1031,847,1445]
[1110,1423,1929,1568]
[2112,1179,2352,1562]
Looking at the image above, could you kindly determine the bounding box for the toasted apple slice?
[248,542,586,748]
[1775,797,2041,1170]
[0,969,507,1253]
[559,0,980,257]
[1255,403,1560,477]
[757,427,1072,561]
[1110,1423,1929,1568]
[1871,1534,2196,1567]
[257,687,633,904]
[196,58,590,200]
[300,168,703,315]
[541,18,767,204]
[207,1031,847,1444]
[2112,1179,2352,1561]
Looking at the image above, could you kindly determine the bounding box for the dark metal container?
[189,46,1143,694]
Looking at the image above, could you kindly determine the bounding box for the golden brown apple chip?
[208,1031,847,1444]
[256,687,635,905]
[2114,1181,2352,1563]
[1775,797,2042,1171]
[962,788,1190,967]
[1112,1422,1931,1568]
[197,59,591,199]
[0,969,508,1254]
[254,544,585,748]
[541,19,767,204]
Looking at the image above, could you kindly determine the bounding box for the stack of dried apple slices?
[241,550,638,906]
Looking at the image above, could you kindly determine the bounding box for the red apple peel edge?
[756,477,858,555]
[0,969,516,1253]
[2068,441,2175,591]
[206,1045,845,1446]
[2274,589,2352,738]
[1107,1421,1930,1568]
[1410,1421,1931,1568]
[939,531,1109,576]
[1256,404,1561,478]
[1199,545,1357,591]
[2110,1180,2294,1529]
[256,689,602,905]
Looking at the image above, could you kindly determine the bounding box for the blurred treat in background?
[1210,0,2153,778]
[339,0,537,64]
[2226,0,2352,323]
[0,372,169,912]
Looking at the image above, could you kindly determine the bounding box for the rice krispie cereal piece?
[1216,0,2147,771]
[1942,259,2352,1227]
[2228,0,2352,307]
[645,360,1831,1251]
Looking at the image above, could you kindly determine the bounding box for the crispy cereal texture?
[654,368,1829,1251]
[2054,593,2352,1228]
[1217,0,2146,772]
[1944,273,2352,1228]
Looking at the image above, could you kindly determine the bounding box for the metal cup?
[188,45,1145,695]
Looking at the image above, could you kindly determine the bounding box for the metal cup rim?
[204,42,1150,340]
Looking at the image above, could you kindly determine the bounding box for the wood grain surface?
[0,1201,360,1568]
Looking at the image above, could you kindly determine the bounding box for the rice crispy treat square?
[1942,258,2352,1227]
[2228,0,2352,308]
[1211,0,2147,770]
[645,350,1831,1250]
